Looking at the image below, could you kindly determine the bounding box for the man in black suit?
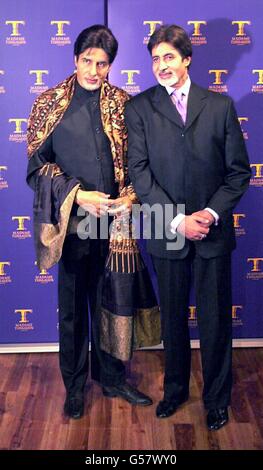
[125,24,251,430]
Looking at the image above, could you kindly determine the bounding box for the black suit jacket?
[125,82,251,259]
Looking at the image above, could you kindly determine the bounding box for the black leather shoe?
[207,407,229,431]
[156,397,188,419]
[102,382,153,406]
[64,395,84,419]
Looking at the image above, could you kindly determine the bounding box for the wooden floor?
[0,348,263,450]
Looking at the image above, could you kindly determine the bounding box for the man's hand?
[75,190,115,217]
[107,196,133,217]
[177,213,211,241]
[192,210,215,227]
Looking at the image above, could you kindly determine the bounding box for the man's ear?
[74,55,78,67]
[184,56,191,67]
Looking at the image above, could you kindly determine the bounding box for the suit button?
[181,133,184,137]
[95,127,100,133]
[96,156,101,161]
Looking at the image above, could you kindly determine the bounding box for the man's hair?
[147,24,192,65]
[74,24,118,64]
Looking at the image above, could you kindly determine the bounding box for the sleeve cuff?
[204,207,219,225]
[170,213,186,234]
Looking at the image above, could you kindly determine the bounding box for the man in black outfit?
[27,25,152,419]
[125,24,251,430]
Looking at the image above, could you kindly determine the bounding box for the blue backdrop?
[0,0,262,350]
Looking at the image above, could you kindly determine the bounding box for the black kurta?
[27,82,126,395]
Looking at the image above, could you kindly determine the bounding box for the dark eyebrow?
[152,52,175,60]
[82,57,108,64]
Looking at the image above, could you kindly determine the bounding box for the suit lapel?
[151,85,184,128]
[151,83,208,131]
[185,83,207,131]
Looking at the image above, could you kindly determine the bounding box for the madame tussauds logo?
[252,70,263,93]
[9,118,27,143]
[247,258,263,280]
[15,309,33,331]
[0,262,11,284]
[29,70,49,94]
[231,21,251,45]
[0,166,8,190]
[233,213,246,237]
[188,21,207,46]
[143,21,163,44]
[34,262,54,284]
[188,305,244,326]
[50,21,71,46]
[188,306,197,327]
[208,70,228,93]
[5,20,26,45]
[12,216,31,239]
[121,70,141,94]
[250,163,263,187]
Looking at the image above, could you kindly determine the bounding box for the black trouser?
[152,247,232,410]
[58,236,125,396]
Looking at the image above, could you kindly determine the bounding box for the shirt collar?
[165,75,191,97]
[74,80,101,100]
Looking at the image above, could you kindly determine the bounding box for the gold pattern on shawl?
[100,305,161,361]
[27,73,76,158]
[120,183,139,203]
[134,306,161,349]
[100,307,133,361]
[100,80,137,200]
[99,80,140,274]
[35,184,80,270]
[39,163,64,178]
[106,216,143,273]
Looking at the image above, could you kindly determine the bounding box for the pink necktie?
[171,90,187,124]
